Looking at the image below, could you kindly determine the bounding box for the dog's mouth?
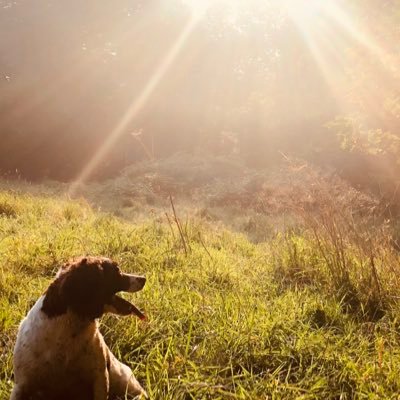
[104,273,146,319]
[104,295,146,320]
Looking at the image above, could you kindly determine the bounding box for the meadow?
[1,0,399,398]
[1,165,400,399]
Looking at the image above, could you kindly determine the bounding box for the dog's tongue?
[110,295,146,320]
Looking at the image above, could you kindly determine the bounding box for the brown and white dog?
[11,256,147,400]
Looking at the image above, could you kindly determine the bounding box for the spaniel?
[11,256,147,400]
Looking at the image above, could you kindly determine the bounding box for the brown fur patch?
[42,257,130,320]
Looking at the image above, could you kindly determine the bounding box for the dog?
[11,256,147,400]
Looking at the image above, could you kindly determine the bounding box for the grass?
[1,188,400,399]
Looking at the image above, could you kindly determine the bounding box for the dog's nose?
[136,276,146,289]
[123,274,146,293]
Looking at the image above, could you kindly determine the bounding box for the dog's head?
[41,256,146,320]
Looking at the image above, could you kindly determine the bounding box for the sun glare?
[283,0,328,21]
[183,0,328,20]
[67,0,393,193]
[181,0,213,17]
[280,0,392,106]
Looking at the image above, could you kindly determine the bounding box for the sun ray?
[282,1,346,103]
[283,0,396,113]
[69,13,204,196]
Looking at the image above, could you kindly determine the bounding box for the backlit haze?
[0,0,398,186]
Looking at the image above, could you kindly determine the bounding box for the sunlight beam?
[283,0,348,103]
[283,0,396,112]
[69,14,202,196]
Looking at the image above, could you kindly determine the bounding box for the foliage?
[328,117,400,164]
[326,116,400,212]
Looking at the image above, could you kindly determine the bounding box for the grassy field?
[1,187,400,399]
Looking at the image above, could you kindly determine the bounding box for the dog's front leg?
[84,333,110,400]
[108,350,147,399]
[10,384,26,400]
[93,365,109,400]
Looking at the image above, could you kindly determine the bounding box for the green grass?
[1,190,400,399]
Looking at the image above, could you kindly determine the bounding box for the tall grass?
[1,189,400,399]
[272,168,400,321]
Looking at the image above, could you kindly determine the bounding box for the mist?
[0,1,399,206]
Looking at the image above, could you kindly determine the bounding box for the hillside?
[1,181,400,399]
[0,154,379,242]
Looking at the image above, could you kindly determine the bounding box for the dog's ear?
[42,258,106,320]
[41,277,68,318]
[58,260,106,320]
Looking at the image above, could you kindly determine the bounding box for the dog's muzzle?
[122,274,146,293]
[104,274,146,318]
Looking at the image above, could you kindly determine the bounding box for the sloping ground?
[85,153,376,209]
[1,191,400,399]
[66,154,378,242]
[0,153,377,220]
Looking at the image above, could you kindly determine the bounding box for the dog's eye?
[106,265,121,277]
